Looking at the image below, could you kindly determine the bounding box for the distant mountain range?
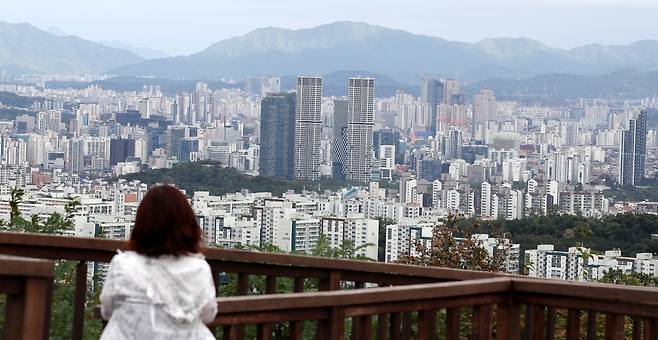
[110,21,658,82]
[0,22,144,74]
[466,69,658,101]
[45,25,170,60]
[4,20,658,101]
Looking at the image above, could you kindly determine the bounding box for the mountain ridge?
[110,21,658,81]
[0,21,144,74]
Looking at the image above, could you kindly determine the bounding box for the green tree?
[397,214,508,272]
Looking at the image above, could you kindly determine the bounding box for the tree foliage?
[476,212,658,261]
[397,215,508,272]
[120,161,351,197]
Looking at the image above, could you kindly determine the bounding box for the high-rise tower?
[345,77,375,183]
[619,110,647,185]
[472,89,497,124]
[420,78,444,136]
[259,92,296,179]
[294,76,323,180]
[331,99,348,180]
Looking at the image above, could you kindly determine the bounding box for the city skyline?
[2,0,657,55]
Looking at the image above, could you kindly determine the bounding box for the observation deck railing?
[2,232,658,339]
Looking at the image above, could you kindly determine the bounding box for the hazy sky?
[3,0,657,56]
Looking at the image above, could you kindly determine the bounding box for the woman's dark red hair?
[130,185,202,256]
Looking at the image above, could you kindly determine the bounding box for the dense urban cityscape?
[1,65,658,281]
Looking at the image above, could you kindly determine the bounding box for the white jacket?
[100,251,217,340]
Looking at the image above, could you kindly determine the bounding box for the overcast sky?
[3,0,657,56]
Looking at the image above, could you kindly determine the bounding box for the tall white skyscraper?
[481,181,492,218]
[294,76,323,181]
[345,77,375,183]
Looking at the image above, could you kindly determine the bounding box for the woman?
[100,185,217,339]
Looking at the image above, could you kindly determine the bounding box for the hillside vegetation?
[120,161,349,196]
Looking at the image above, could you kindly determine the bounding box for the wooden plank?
[546,306,556,340]
[587,311,597,340]
[72,261,87,340]
[359,315,373,340]
[343,294,505,318]
[234,273,249,339]
[515,293,658,319]
[316,271,342,338]
[215,278,510,314]
[212,308,329,326]
[605,314,625,340]
[0,232,499,282]
[524,305,534,340]
[289,277,305,339]
[22,277,51,340]
[417,309,436,340]
[389,312,401,340]
[532,305,546,340]
[222,325,233,340]
[566,309,581,340]
[496,301,520,340]
[446,307,461,340]
[351,282,367,340]
[0,255,54,277]
[4,287,26,340]
[329,307,345,340]
[471,304,492,340]
[632,317,642,340]
[513,277,658,308]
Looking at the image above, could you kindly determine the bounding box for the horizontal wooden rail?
[0,232,498,282]
[212,278,511,322]
[1,255,54,340]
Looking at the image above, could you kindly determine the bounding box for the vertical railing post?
[389,312,401,340]
[605,314,625,340]
[316,271,341,338]
[256,275,277,340]
[546,307,556,340]
[587,311,598,340]
[631,316,642,340]
[446,307,461,340]
[351,282,365,339]
[329,307,345,340]
[72,261,88,340]
[471,304,492,340]
[289,277,305,340]
[418,309,437,340]
[496,300,520,340]
[235,273,249,340]
[566,309,581,340]
[532,305,546,340]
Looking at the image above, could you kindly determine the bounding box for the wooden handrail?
[214,278,512,315]
[0,232,497,281]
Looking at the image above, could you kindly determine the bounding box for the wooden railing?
[0,254,54,340]
[208,277,658,340]
[0,232,498,340]
[3,232,658,340]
